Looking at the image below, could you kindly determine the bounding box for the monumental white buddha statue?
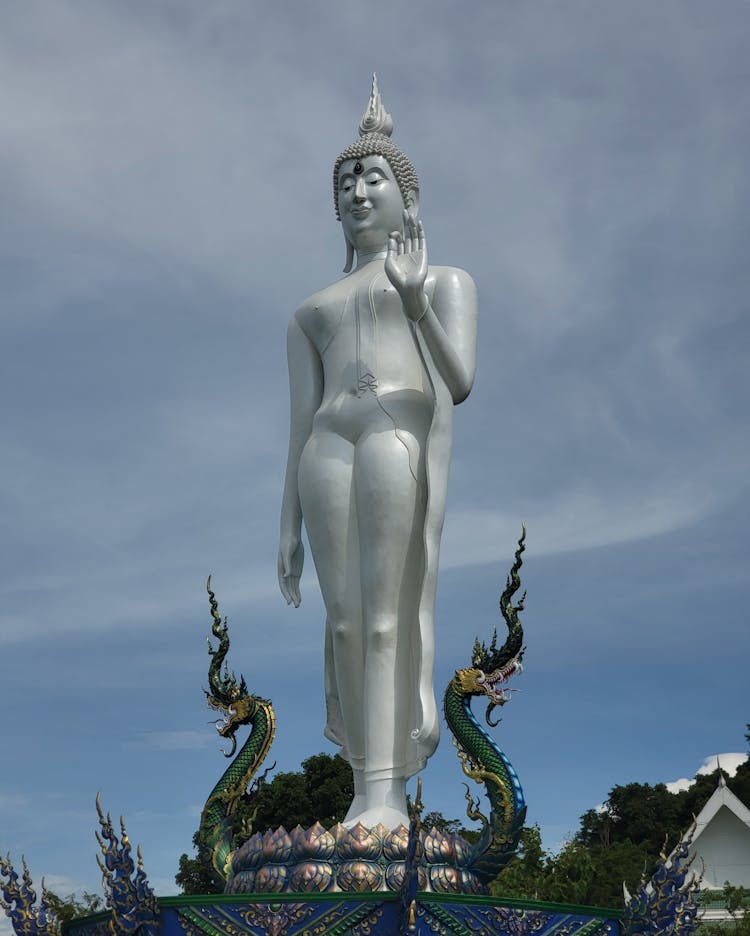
[278,76,478,831]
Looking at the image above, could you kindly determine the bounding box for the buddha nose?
[354,177,367,201]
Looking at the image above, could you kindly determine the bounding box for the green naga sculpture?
[198,531,528,895]
[199,577,276,886]
[443,527,527,885]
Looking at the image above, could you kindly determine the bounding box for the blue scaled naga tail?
[444,527,528,885]
[198,577,276,889]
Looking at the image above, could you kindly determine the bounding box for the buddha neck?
[354,247,387,270]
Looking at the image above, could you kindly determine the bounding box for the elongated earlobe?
[343,238,354,273]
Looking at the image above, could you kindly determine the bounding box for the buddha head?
[334,76,420,271]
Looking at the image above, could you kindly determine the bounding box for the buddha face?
[338,154,410,252]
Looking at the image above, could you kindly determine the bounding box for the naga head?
[205,576,268,757]
[453,527,526,725]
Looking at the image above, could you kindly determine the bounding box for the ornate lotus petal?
[386,864,427,892]
[451,833,474,869]
[423,827,454,864]
[383,824,409,861]
[336,860,383,893]
[262,827,292,863]
[288,825,305,858]
[290,822,336,860]
[226,869,256,893]
[232,831,264,871]
[253,864,288,893]
[385,860,406,891]
[428,864,463,894]
[288,860,334,893]
[461,869,487,895]
[331,823,350,849]
[336,822,386,860]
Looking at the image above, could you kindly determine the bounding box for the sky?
[1,0,749,917]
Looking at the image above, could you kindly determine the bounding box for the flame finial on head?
[358,73,393,138]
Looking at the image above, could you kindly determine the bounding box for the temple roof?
[682,775,750,893]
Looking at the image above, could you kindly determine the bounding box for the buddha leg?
[298,431,366,783]
[353,424,426,827]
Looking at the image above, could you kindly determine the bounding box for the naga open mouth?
[477,657,523,705]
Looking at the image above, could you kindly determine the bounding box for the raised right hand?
[385,210,429,321]
[278,534,304,608]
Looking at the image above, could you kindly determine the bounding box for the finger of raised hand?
[408,213,419,248]
[387,232,399,261]
[403,209,413,253]
[417,220,426,253]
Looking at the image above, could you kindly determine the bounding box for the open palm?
[385,211,428,321]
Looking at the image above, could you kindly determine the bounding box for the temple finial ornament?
[358,73,394,138]
[95,794,159,936]
[622,822,701,936]
[0,855,61,936]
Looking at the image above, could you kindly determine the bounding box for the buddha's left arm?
[417,268,478,404]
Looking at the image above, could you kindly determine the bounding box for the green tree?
[251,753,354,830]
[493,829,652,908]
[554,840,649,908]
[42,890,103,923]
[577,782,682,854]
[421,811,463,834]
[729,755,750,809]
[492,825,551,900]
[175,831,216,895]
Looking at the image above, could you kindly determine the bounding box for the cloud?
[442,480,720,568]
[665,778,693,795]
[697,753,748,778]
[0,547,281,646]
[36,874,85,897]
[665,752,748,793]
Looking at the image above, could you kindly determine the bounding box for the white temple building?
[683,775,750,922]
